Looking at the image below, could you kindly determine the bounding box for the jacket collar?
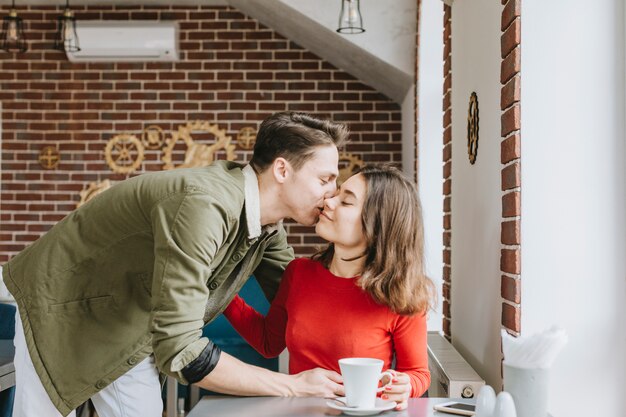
[242,165,280,240]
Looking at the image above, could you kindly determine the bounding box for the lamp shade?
[1,8,27,52]
[337,0,365,34]
[54,5,80,52]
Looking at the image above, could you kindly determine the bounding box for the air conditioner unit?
[427,331,485,398]
[66,21,179,62]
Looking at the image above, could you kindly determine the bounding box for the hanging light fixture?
[1,0,27,53]
[337,0,364,34]
[53,0,80,52]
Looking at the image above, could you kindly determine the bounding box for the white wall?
[450,0,504,388]
[520,1,626,416]
[280,0,417,77]
[417,0,444,332]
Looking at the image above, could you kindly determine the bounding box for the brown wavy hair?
[313,165,435,315]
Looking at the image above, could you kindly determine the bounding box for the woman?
[224,165,435,410]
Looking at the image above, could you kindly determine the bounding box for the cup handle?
[376,371,394,393]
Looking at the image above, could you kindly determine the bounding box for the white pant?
[13,308,163,417]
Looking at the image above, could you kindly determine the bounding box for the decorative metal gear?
[38,146,61,170]
[338,152,365,185]
[237,127,257,150]
[467,92,480,165]
[105,134,145,174]
[77,179,113,208]
[161,121,236,170]
[141,125,165,150]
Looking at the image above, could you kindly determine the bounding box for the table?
[187,396,474,417]
[0,339,15,392]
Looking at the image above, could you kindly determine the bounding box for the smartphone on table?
[433,401,476,416]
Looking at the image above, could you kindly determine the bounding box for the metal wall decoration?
[337,152,364,186]
[141,125,165,149]
[38,146,61,169]
[161,121,236,170]
[105,134,145,174]
[77,179,112,208]
[236,127,257,150]
[467,92,479,164]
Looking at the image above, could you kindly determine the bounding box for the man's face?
[283,145,339,226]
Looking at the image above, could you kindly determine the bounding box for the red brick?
[501,161,520,191]
[443,265,451,282]
[443,108,452,127]
[443,126,452,145]
[502,302,520,332]
[443,299,450,317]
[443,91,451,111]
[442,282,450,300]
[501,0,520,31]
[501,275,520,303]
[501,133,521,164]
[501,74,520,110]
[501,220,520,245]
[443,73,451,92]
[502,191,520,217]
[501,46,521,84]
[500,249,521,274]
[501,18,521,59]
[501,103,520,136]
[443,143,452,162]
[443,248,451,264]
[443,230,451,246]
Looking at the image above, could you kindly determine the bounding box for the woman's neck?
[329,245,366,278]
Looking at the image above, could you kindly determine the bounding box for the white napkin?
[501,326,568,369]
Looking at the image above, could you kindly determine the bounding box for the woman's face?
[315,173,367,250]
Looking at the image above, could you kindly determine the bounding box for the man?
[3,112,347,417]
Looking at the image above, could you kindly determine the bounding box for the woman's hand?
[380,370,411,410]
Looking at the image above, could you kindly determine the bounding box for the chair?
[0,303,16,417]
[188,277,278,408]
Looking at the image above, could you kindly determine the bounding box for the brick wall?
[0,5,402,263]
[500,0,521,335]
[441,4,452,340]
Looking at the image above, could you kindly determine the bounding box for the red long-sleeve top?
[223,258,430,397]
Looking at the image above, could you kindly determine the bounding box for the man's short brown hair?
[250,112,348,172]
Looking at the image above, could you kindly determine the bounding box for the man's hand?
[290,368,344,397]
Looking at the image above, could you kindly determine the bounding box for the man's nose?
[324,196,337,211]
[324,180,337,198]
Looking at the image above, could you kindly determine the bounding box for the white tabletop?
[187,396,474,417]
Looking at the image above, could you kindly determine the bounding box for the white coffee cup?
[338,358,393,409]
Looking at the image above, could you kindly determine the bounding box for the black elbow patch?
[181,341,222,384]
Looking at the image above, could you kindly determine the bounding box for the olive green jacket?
[2,161,294,416]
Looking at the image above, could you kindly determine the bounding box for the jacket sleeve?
[149,191,232,384]
[391,312,431,397]
[222,262,295,358]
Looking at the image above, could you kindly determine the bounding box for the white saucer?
[326,397,397,416]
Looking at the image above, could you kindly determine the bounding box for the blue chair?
[0,303,16,417]
[202,277,278,373]
[165,277,278,414]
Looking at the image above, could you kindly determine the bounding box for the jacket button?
[96,380,107,390]
[232,253,242,261]
[209,282,218,290]
[127,357,138,366]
